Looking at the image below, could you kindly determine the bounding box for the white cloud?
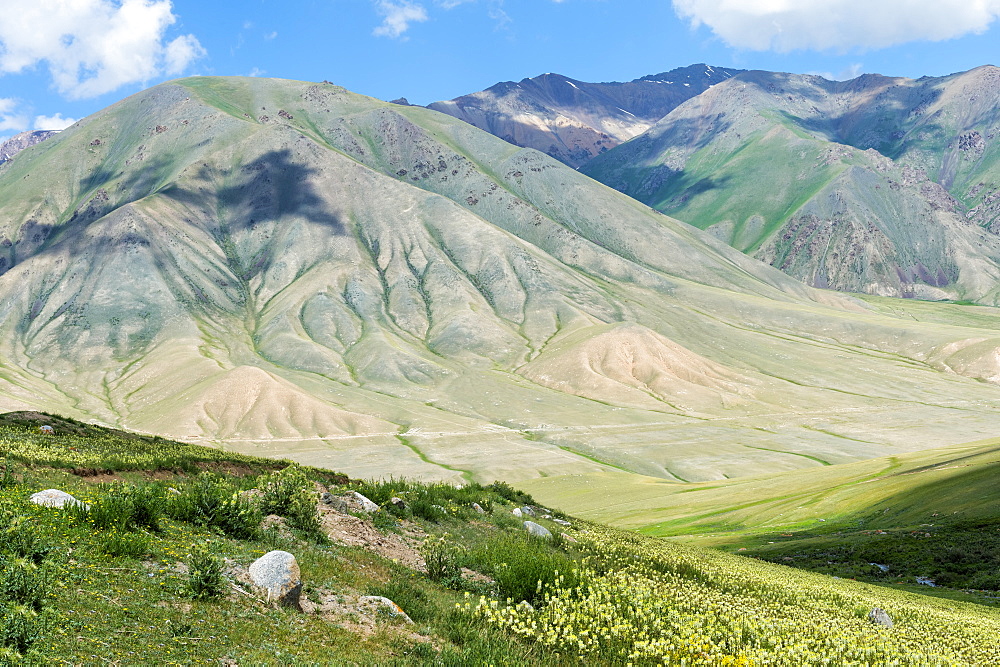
[247,67,266,77]
[34,113,77,130]
[373,1,429,38]
[0,98,28,133]
[672,0,1000,52]
[0,0,206,99]
[264,31,278,40]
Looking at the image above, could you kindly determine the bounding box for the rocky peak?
[0,130,58,165]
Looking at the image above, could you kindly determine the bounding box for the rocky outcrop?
[0,131,57,164]
[429,64,742,167]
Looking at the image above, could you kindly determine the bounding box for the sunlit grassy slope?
[520,434,1000,538]
[4,414,1000,665]
[1,76,1000,487]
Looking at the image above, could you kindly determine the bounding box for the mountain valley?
[0,76,998,493]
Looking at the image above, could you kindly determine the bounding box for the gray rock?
[868,607,893,628]
[390,497,407,510]
[248,550,302,609]
[519,506,536,517]
[29,489,87,509]
[471,502,486,514]
[347,491,379,513]
[524,520,552,539]
[916,576,936,587]
[320,493,350,513]
[358,595,414,624]
[869,562,889,573]
[511,508,523,518]
[552,518,571,526]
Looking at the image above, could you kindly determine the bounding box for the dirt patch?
[70,468,123,483]
[318,506,426,570]
[301,592,428,641]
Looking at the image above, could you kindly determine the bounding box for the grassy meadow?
[2,412,1000,664]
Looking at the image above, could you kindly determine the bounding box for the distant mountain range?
[2,76,1000,485]
[430,64,1000,304]
[428,64,743,168]
[582,66,1000,303]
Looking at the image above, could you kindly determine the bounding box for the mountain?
[428,64,743,168]
[2,76,1000,487]
[0,130,58,164]
[582,66,1000,304]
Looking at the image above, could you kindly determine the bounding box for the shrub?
[186,544,226,600]
[0,604,44,657]
[485,481,535,507]
[0,558,49,610]
[467,534,580,605]
[66,483,165,532]
[260,466,319,534]
[420,534,465,586]
[166,474,261,540]
[0,516,52,564]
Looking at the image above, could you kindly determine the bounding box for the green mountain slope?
[582,67,1000,304]
[1,76,1000,486]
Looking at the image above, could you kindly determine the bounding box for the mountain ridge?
[428,64,743,167]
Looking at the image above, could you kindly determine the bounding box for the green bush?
[166,474,261,539]
[0,516,52,564]
[0,604,44,657]
[260,466,319,534]
[420,534,465,587]
[67,483,165,532]
[0,559,49,610]
[186,544,226,600]
[467,533,580,605]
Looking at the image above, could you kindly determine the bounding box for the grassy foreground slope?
[3,414,1000,665]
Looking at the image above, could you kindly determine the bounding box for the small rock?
[320,492,350,513]
[511,508,523,518]
[167,487,181,496]
[870,563,889,573]
[560,532,577,543]
[519,506,536,517]
[868,607,893,628]
[916,576,936,587]
[347,491,379,513]
[38,425,54,435]
[29,489,87,509]
[248,550,302,609]
[358,595,413,624]
[471,502,486,514]
[552,518,571,526]
[524,521,552,539]
[390,497,407,510]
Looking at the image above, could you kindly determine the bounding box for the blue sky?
[1,0,999,140]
